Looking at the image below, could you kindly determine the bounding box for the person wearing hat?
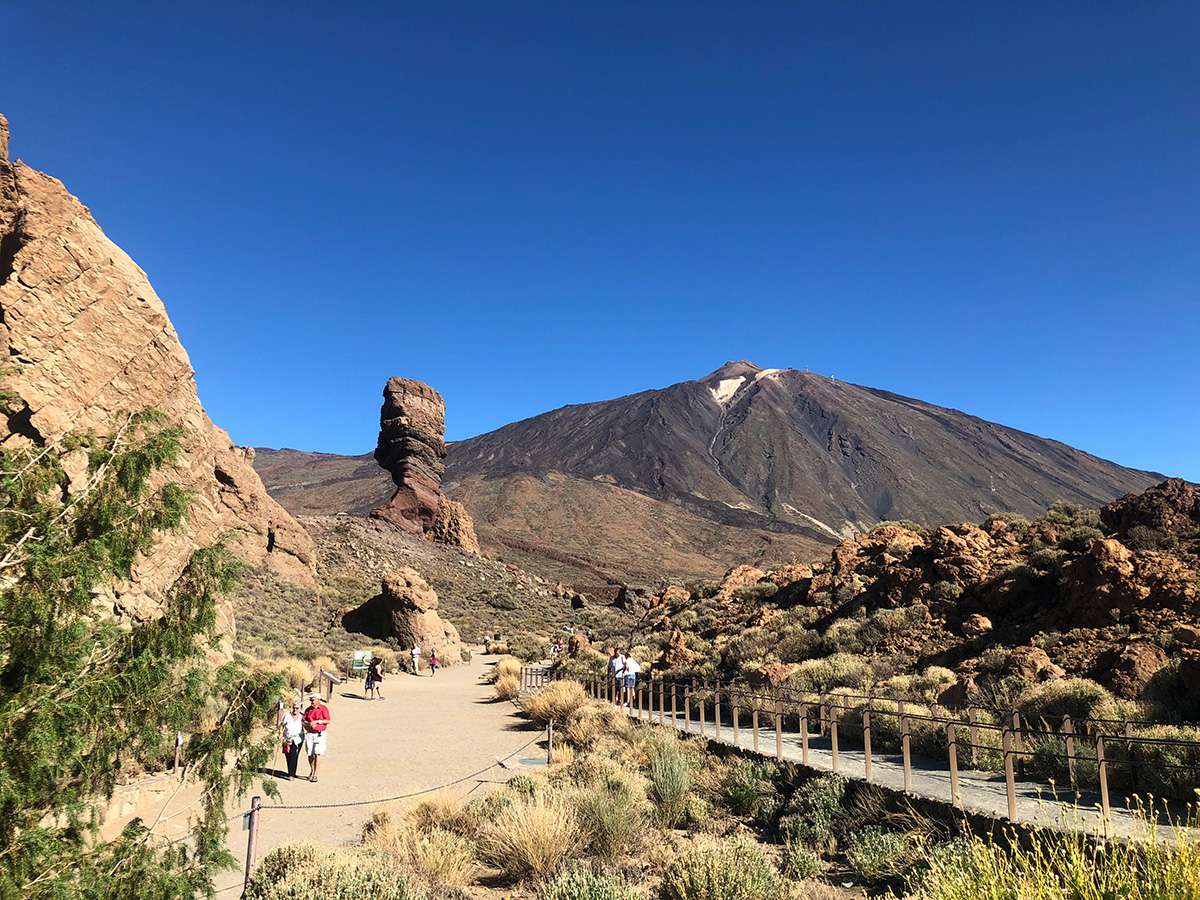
[301,692,331,783]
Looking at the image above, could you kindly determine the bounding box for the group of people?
[363,646,442,700]
[279,693,330,782]
[607,646,642,702]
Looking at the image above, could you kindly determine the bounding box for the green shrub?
[1126,525,1178,551]
[1062,525,1105,551]
[781,841,821,879]
[658,837,788,900]
[846,826,917,882]
[510,633,547,662]
[1016,678,1119,725]
[574,780,646,861]
[931,581,964,602]
[720,759,777,818]
[785,653,872,692]
[245,846,420,899]
[649,746,692,828]
[778,774,846,850]
[542,864,637,900]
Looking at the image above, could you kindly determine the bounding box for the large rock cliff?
[371,376,479,554]
[0,113,315,628]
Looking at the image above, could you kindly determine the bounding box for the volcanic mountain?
[256,361,1157,589]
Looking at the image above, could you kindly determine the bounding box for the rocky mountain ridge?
[0,112,315,633]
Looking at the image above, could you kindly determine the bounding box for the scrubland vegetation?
[247,687,1200,898]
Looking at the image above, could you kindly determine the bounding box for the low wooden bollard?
[862,704,872,781]
[800,703,810,766]
[1096,733,1111,834]
[774,699,783,761]
[732,704,741,744]
[638,684,645,719]
[752,707,760,754]
[1002,727,1017,820]
[1063,716,1077,791]
[900,704,912,793]
[698,686,707,735]
[947,722,960,807]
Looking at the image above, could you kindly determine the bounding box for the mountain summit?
[256,362,1156,589]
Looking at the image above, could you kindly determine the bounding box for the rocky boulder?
[1096,642,1169,698]
[0,113,315,634]
[1101,478,1200,537]
[372,377,479,554]
[961,613,992,639]
[340,567,466,665]
[714,565,766,601]
[1006,646,1066,682]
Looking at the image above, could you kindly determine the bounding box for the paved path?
[624,702,1157,840]
[207,654,542,894]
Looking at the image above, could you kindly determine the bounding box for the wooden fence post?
[732,703,741,744]
[714,685,722,741]
[899,702,912,792]
[684,684,692,733]
[243,795,262,893]
[638,683,645,719]
[1002,726,1017,821]
[774,698,783,761]
[947,722,960,807]
[1011,711,1024,778]
[752,706,760,754]
[967,706,979,769]
[547,722,554,765]
[1096,733,1111,835]
[800,703,810,766]
[862,702,872,781]
[1063,716,1077,791]
[830,702,840,773]
[659,679,666,724]
[671,684,678,729]
[698,682,707,736]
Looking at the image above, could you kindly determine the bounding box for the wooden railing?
[570,673,1200,828]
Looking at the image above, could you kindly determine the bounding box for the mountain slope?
[446,361,1157,539]
[254,361,1156,591]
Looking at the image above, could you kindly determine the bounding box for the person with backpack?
[365,657,384,700]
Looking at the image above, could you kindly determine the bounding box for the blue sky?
[4,2,1197,479]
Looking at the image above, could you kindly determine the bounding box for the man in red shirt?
[302,693,331,783]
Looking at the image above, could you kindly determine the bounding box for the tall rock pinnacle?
[371,377,480,554]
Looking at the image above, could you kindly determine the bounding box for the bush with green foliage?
[846,826,918,882]
[781,841,822,879]
[658,837,788,900]
[245,845,421,899]
[541,864,637,900]
[574,779,646,861]
[777,774,846,850]
[0,413,281,898]
[648,744,692,828]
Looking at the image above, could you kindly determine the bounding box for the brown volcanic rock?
[371,377,479,553]
[1101,478,1200,537]
[0,114,314,628]
[340,567,466,664]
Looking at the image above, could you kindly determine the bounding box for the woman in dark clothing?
[365,657,385,700]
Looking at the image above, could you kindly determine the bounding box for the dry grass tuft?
[524,681,589,727]
[478,790,581,879]
[494,674,522,701]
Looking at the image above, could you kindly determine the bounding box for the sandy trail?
[211,653,541,894]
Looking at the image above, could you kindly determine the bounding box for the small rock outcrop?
[371,377,479,554]
[1101,478,1200,537]
[0,113,315,632]
[340,567,466,664]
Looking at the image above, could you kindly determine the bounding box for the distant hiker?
[410,645,422,675]
[302,693,330,783]
[429,649,439,676]
[623,652,641,702]
[608,647,626,701]
[365,657,384,700]
[280,702,304,780]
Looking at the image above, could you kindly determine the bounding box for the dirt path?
[211,653,542,894]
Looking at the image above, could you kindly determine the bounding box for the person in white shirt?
[410,645,422,675]
[623,653,641,696]
[279,702,304,780]
[607,647,625,700]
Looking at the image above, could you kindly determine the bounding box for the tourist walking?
[429,649,439,676]
[410,644,422,675]
[302,692,330,783]
[280,702,303,780]
[365,657,384,700]
[607,647,625,701]
[623,651,641,707]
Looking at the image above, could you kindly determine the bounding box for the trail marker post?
[243,795,262,893]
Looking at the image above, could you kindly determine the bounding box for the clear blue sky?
[4,2,1197,479]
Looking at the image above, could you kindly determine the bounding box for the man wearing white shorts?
[301,693,330,783]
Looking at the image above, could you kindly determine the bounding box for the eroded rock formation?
[0,113,315,630]
[371,376,479,553]
[339,567,466,665]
